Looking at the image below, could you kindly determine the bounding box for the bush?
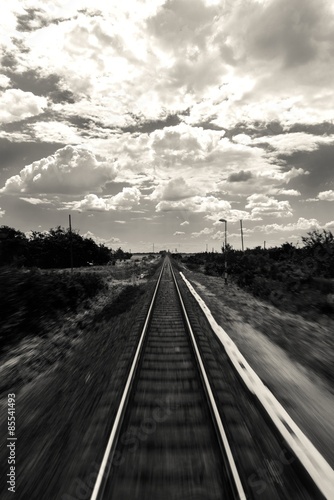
[0,268,106,352]
[182,232,334,318]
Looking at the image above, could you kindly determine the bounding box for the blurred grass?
[0,267,106,352]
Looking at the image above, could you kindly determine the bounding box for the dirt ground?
[0,261,161,499]
[179,265,334,468]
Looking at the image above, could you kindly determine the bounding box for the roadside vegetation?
[181,230,334,319]
[0,224,163,354]
[0,268,107,352]
[0,225,131,268]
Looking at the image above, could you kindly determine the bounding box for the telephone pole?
[69,214,73,273]
[240,220,244,251]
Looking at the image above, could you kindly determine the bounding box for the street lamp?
[219,219,227,285]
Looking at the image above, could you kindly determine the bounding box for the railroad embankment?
[0,259,162,499]
[180,265,334,468]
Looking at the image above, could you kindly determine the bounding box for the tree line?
[181,230,334,316]
[0,225,131,268]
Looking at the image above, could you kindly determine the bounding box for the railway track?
[90,257,332,499]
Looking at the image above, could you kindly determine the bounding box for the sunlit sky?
[1,0,334,252]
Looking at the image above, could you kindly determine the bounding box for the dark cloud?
[287,122,334,136]
[1,53,17,70]
[8,70,59,94]
[147,0,219,51]
[2,109,62,135]
[16,8,48,32]
[101,182,132,196]
[194,119,225,132]
[122,113,182,133]
[49,89,76,104]
[0,139,65,186]
[225,121,284,140]
[7,69,76,103]
[279,143,334,196]
[11,38,30,54]
[227,170,253,182]
[16,8,68,32]
[226,0,329,70]
[66,116,94,130]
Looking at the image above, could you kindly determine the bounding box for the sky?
[0,0,334,253]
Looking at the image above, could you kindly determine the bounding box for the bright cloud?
[0,89,47,123]
[191,227,214,238]
[246,194,293,218]
[275,189,301,196]
[150,176,199,201]
[318,190,334,201]
[66,187,141,212]
[0,146,117,194]
[82,230,121,246]
[156,195,231,214]
[253,218,321,233]
[20,197,52,205]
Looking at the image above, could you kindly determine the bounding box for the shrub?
[0,268,106,352]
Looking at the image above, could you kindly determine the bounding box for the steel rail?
[90,260,166,500]
[91,257,246,499]
[169,261,247,500]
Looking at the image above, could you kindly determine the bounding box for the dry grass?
[180,266,334,385]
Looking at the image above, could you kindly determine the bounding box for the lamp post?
[69,214,73,273]
[240,219,244,251]
[219,218,227,285]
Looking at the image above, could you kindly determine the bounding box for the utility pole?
[219,219,228,285]
[240,220,244,251]
[69,214,73,273]
[153,243,154,253]
[264,241,266,250]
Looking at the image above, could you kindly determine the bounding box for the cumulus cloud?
[156,195,231,214]
[66,187,141,212]
[0,89,47,123]
[20,197,53,205]
[253,218,321,234]
[318,190,334,201]
[191,227,213,238]
[211,230,225,241]
[82,230,121,246]
[227,170,253,183]
[150,176,199,201]
[0,145,117,194]
[28,121,84,144]
[254,132,334,155]
[0,75,11,88]
[173,231,185,236]
[245,194,293,218]
[275,189,301,196]
[267,167,309,184]
[180,220,189,226]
